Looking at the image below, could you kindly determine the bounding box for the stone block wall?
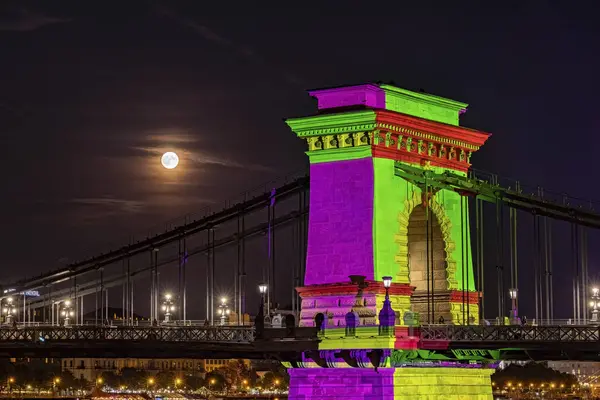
[288,366,493,399]
[289,367,395,399]
[407,204,447,293]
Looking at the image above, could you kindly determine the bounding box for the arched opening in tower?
[407,204,448,316]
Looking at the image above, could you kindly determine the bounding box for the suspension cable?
[571,222,580,323]
[465,195,471,325]
[425,179,431,324]
[460,194,466,325]
[533,213,540,323]
[495,198,504,320]
[475,197,484,322]
[547,218,554,321]
[430,190,435,324]
[509,207,518,320]
[581,226,588,324]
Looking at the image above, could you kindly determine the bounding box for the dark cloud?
[154,3,305,87]
[0,8,70,31]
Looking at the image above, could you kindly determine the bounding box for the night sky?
[1,1,599,319]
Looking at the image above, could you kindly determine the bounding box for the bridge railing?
[0,325,256,343]
[419,324,600,343]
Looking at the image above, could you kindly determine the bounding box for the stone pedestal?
[289,368,395,399]
[288,366,493,400]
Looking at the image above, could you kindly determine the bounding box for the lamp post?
[53,377,60,394]
[508,288,518,324]
[147,377,155,394]
[2,297,16,325]
[218,297,230,325]
[382,276,392,300]
[60,300,74,326]
[161,293,175,323]
[379,276,395,335]
[259,284,268,316]
[590,287,600,323]
[256,284,268,337]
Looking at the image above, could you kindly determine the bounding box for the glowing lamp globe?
[382,276,393,288]
[161,152,179,169]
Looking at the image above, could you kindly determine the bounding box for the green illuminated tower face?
[287,84,490,328]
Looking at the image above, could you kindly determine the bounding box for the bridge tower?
[285,83,492,399]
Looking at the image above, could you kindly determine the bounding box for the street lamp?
[161,293,175,323]
[218,297,230,325]
[379,276,395,335]
[60,300,75,326]
[382,276,392,298]
[508,288,518,323]
[255,283,269,337]
[147,377,155,393]
[2,297,16,325]
[53,377,60,392]
[258,284,268,315]
[590,287,600,323]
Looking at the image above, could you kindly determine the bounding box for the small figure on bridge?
[522,316,527,325]
[438,316,445,324]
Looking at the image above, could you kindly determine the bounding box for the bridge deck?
[0,325,319,360]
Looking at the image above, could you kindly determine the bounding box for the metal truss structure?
[0,325,256,343]
[6,175,309,293]
[0,325,319,359]
[395,163,600,227]
[419,324,600,345]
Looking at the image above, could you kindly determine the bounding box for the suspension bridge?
[2,82,599,399]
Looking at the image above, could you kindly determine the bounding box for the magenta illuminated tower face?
[284,83,495,400]
[304,158,375,285]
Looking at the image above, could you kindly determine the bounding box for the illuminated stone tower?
[284,84,493,399]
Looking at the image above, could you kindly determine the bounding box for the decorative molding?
[297,281,414,297]
[288,109,490,172]
[285,110,377,137]
[449,291,480,304]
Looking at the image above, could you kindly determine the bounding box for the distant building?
[62,357,252,383]
[62,358,205,382]
[82,307,147,325]
[547,361,600,383]
[205,359,251,373]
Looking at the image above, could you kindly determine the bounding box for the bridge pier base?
[288,366,493,400]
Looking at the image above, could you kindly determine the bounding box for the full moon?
[161,152,179,169]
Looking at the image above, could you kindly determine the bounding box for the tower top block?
[308,83,468,126]
[288,83,490,172]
